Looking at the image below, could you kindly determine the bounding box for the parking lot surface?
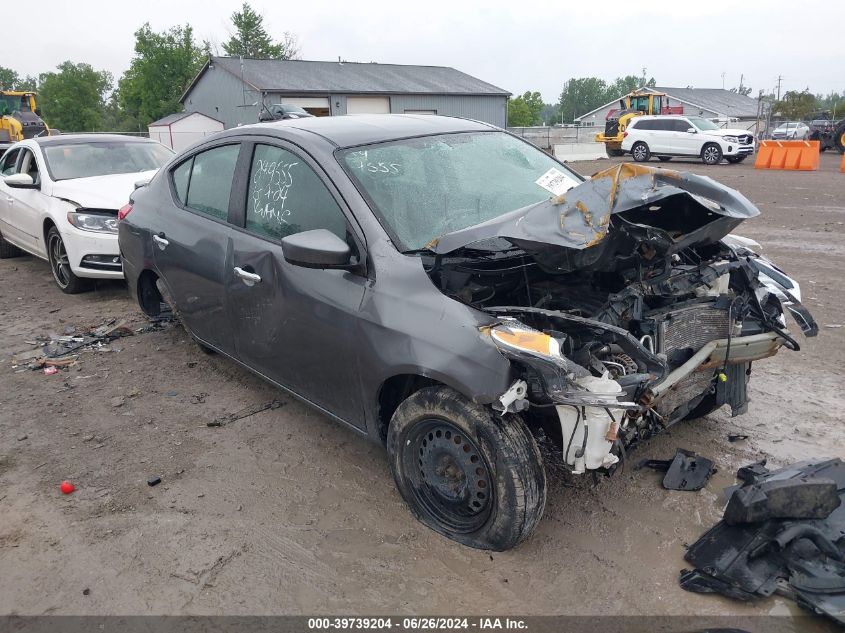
[1,153,843,628]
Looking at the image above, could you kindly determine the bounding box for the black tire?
[0,231,23,258]
[631,142,650,162]
[834,122,845,154]
[726,155,746,164]
[387,386,546,551]
[701,143,723,165]
[657,156,672,162]
[46,226,90,294]
[606,146,624,158]
[683,393,722,420]
[197,341,216,355]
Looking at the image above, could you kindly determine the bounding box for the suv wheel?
[701,143,723,165]
[387,386,546,551]
[631,142,651,162]
[47,226,90,294]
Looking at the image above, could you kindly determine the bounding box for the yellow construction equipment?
[0,91,49,151]
[594,90,678,157]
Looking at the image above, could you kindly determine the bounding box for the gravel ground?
[0,152,843,629]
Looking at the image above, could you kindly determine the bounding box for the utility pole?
[721,72,726,89]
[641,67,647,87]
[776,75,783,101]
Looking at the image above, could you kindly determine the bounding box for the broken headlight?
[67,211,118,234]
[488,322,563,360]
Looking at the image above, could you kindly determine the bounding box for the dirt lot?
[1,153,843,627]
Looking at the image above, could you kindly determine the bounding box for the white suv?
[621,115,755,165]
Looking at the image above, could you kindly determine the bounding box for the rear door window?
[171,144,240,221]
[244,143,347,241]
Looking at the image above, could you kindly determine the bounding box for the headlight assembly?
[488,322,562,360]
[723,135,738,143]
[67,211,119,234]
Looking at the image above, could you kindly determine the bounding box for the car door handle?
[153,233,169,248]
[234,266,262,284]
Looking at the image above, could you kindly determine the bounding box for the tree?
[609,75,655,97]
[223,2,299,59]
[558,77,610,124]
[117,23,207,126]
[38,61,112,131]
[0,65,38,91]
[773,90,819,120]
[507,91,544,126]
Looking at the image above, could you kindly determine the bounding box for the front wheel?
[726,155,746,164]
[47,226,90,294]
[701,143,723,165]
[387,386,546,551]
[631,142,651,162]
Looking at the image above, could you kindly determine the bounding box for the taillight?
[623,131,628,138]
[118,202,133,221]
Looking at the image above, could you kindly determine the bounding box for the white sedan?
[0,134,173,293]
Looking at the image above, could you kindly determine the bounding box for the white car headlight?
[723,135,738,143]
[67,211,119,234]
[487,322,562,360]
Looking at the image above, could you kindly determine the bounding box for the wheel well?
[42,217,55,246]
[137,269,164,316]
[376,374,443,443]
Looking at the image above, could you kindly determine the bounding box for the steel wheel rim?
[404,418,493,533]
[633,145,646,160]
[49,233,71,288]
[704,147,719,163]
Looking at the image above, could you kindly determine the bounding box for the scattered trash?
[43,366,59,376]
[824,324,842,328]
[191,392,208,404]
[186,361,198,368]
[165,391,178,397]
[728,434,750,442]
[147,476,162,487]
[680,458,845,626]
[60,481,75,494]
[637,449,715,491]
[110,396,126,408]
[82,588,90,596]
[207,399,285,427]
[17,434,27,441]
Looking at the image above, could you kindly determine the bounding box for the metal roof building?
[575,86,761,127]
[180,57,510,129]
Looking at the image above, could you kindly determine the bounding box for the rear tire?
[387,386,546,551]
[834,122,845,153]
[701,143,723,165]
[47,226,90,294]
[606,146,624,158]
[631,142,651,162]
[0,231,23,258]
[726,155,746,164]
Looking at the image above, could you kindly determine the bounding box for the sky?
[3,0,843,103]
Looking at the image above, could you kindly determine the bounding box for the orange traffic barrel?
[755,140,820,171]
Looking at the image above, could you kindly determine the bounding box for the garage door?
[346,97,391,114]
[277,97,331,117]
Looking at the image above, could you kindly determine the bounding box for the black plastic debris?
[637,448,715,491]
[147,476,162,487]
[728,433,749,442]
[681,458,845,626]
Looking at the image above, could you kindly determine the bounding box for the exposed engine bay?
[420,164,818,474]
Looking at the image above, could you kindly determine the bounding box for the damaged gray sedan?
[118,115,817,551]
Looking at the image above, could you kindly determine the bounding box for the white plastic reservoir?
[556,375,625,473]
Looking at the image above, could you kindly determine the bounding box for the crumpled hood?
[49,170,158,209]
[430,164,760,260]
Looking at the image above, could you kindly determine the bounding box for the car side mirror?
[687,128,697,134]
[4,173,38,189]
[281,229,352,269]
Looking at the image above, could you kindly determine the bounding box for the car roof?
[635,115,693,120]
[230,114,498,149]
[34,134,161,147]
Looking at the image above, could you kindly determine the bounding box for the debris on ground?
[637,448,715,491]
[147,476,162,487]
[60,481,75,494]
[206,400,285,427]
[17,434,28,441]
[43,366,59,376]
[10,319,134,371]
[728,433,750,442]
[680,458,845,626]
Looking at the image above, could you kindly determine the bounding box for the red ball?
[60,481,75,494]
